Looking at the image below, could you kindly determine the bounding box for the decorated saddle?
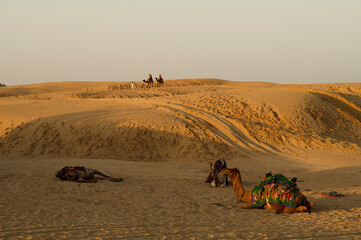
[55,166,85,180]
[251,172,299,208]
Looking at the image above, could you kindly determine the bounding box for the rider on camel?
[147,74,153,82]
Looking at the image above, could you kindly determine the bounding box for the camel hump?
[251,173,299,209]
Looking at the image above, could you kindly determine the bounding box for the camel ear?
[309,202,315,207]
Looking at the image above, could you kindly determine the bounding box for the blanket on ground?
[251,173,299,208]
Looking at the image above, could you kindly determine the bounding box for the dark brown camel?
[155,77,164,86]
[142,79,154,87]
[56,166,122,183]
[143,75,154,88]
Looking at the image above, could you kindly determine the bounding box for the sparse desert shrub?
[0,83,6,87]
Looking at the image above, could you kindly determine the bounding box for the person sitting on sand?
[55,166,122,183]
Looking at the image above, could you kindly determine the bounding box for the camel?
[155,77,164,87]
[56,166,123,183]
[206,157,228,187]
[142,79,154,88]
[143,74,154,88]
[221,168,314,213]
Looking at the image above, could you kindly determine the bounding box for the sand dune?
[0,79,360,239]
[1,79,360,162]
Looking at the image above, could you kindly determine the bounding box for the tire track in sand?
[308,90,361,127]
[159,102,281,157]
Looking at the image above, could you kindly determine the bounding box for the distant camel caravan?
[56,166,123,183]
[221,168,314,213]
[143,74,164,88]
[141,78,164,87]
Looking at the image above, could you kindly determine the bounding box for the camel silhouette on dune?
[155,77,164,86]
[142,78,153,88]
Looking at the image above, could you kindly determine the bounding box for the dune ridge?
[0,79,360,163]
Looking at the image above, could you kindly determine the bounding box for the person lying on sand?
[55,166,122,183]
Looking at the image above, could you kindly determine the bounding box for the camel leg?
[295,206,309,213]
[238,203,252,209]
[77,179,98,183]
[109,177,123,182]
[262,204,309,214]
[282,206,309,214]
[94,170,123,182]
[282,207,297,214]
[263,203,285,214]
[93,170,111,178]
[69,170,97,183]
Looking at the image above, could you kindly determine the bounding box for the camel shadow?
[303,165,361,213]
[0,109,236,161]
[312,192,361,213]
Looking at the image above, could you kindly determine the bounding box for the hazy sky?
[1,0,361,86]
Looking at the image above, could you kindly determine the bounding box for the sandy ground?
[0,79,360,239]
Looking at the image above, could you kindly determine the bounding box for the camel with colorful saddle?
[221,168,314,213]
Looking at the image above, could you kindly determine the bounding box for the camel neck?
[233,172,246,201]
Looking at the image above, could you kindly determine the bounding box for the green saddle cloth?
[251,174,299,208]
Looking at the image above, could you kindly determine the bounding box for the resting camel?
[56,166,123,183]
[221,168,314,213]
[205,157,228,187]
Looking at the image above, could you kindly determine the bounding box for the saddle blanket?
[251,173,299,208]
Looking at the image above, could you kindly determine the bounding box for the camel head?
[210,162,217,172]
[55,170,61,178]
[298,192,315,213]
[221,168,240,178]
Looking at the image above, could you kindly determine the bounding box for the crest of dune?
[0,79,360,163]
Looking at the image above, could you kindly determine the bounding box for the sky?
[1,0,361,86]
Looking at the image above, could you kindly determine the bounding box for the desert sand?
[0,79,360,239]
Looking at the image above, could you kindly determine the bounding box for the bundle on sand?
[320,191,345,197]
